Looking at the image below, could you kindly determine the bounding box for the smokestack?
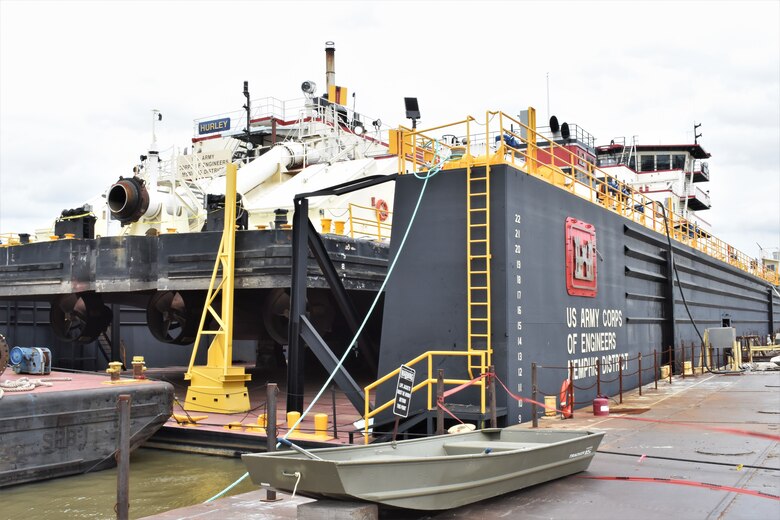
[325,41,335,93]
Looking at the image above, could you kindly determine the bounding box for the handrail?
[393,110,779,286]
[363,350,486,442]
[347,202,392,240]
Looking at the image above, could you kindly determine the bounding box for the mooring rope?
[0,376,71,399]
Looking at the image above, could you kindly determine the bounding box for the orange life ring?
[375,199,389,222]
[560,379,573,419]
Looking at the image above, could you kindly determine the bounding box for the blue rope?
[204,143,446,504]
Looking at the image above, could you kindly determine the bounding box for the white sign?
[177,150,231,179]
[393,365,416,418]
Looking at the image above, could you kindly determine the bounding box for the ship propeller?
[50,293,112,344]
[146,291,201,345]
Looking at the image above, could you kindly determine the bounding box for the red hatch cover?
[565,217,597,297]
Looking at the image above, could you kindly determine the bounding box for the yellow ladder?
[466,154,492,377]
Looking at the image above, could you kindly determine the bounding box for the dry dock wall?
[376,164,778,425]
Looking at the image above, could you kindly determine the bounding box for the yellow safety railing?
[363,350,487,442]
[392,110,779,286]
[347,202,392,240]
[0,233,21,247]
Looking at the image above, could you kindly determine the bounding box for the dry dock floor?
[145,367,780,520]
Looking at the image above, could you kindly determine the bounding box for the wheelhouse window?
[673,154,686,170]
[640,155,654,172]
[655,154,670,170]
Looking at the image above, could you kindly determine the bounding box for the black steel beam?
[299,315,367,414]
[306,219,378,373]
[294,174,397,201]
[286,197,310,413]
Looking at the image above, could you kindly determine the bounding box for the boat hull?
[242,428,603,510]
[0,373,173,487]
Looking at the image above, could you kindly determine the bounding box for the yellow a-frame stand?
[184,163,251,413]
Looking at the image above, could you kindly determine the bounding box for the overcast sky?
[1,0,778,258]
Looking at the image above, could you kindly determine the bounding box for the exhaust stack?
[325,41,335,92]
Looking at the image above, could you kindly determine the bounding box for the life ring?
[375,199,389,222]
[559,379,573,419]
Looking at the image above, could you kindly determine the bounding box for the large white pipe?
[207,142,316,196]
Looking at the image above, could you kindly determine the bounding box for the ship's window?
[640,155,655,171]
[628,156,636,170]
[673,154,686,170]
[656,154,671,170]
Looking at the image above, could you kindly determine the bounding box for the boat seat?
[443,440,543,455]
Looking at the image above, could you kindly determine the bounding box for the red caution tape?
[441,373,488,399]
[580,475,780,501]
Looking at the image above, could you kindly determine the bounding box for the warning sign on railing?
[393,364,415,418]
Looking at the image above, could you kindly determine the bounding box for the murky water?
[0,448,256,519]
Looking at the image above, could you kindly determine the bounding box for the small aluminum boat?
[242,427,604,510]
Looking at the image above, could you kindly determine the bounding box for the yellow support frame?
[184,162,251,413]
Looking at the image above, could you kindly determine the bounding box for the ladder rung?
[470,270,488,274]
[470,334,489,338]
[470,239,488,243]
[469,223,487,228]
[470,302,489,306]
[470,317,489,322]
[469,255,488,260]
[470,286,488,290]
[469,176,487,181]
[470,191,487,196]
[468,208,487,212]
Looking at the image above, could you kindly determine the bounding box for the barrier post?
[265,383,278,502]
[668,347,672,384]
[331,385,339,439]
[596,358,601,396]
[568,362,575,419]
[531,363,538,428]
[488,365,497,428]
[638,353,643,396]
[618,358,623,403]
[654,349,658,390]
[681,342,686,380]
[691,343,696,375]
[116,394,131,520]
[436,369,444,435]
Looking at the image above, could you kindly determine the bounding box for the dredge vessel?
[1,42,778,437]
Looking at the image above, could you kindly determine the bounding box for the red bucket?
[593,396,609,416]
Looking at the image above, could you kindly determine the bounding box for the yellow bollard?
[64,233,75,239]
[314,413,328,437]
[106,361,123,382]
[321,218,332,234]
[544,396,557,417]
[257,413,267,428]
[132,356,147,379]
[287,411,301,430]
[334,221,345,235]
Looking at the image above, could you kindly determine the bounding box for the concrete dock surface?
[145,366,780,519]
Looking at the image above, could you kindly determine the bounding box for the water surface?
[0,448,256,519]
